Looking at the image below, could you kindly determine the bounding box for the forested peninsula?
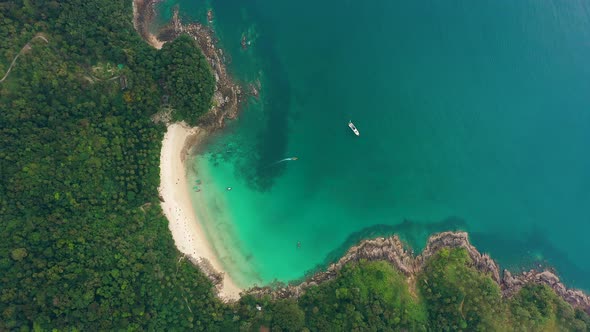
[1,0,590,330]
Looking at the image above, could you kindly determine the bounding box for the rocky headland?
[132,1,590,313]
[158,9,243,129]
[246,231,590,315]
[134,0,249,299]
[133,1,244,130]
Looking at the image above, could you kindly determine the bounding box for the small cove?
[158,0,590,290]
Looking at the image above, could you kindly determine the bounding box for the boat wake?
[267,157,298,167]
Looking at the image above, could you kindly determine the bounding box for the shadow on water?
[471,228,590,291]
[231,4,291,192]
[168,0,292,192]
[294,216,469,283]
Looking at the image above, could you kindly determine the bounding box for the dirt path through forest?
[0,35,49,83]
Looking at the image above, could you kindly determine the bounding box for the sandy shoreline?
[159,123,242,300]
[132,0,164,49]
[135,0,247,300]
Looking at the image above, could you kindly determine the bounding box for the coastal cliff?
[246,231,590,315]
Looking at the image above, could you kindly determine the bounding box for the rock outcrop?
[245,231,590,315]
[134,2,244,130]
[502,269,590,313]
[417,232,500,283]
[155,9,243,130]
[132,1,590,315]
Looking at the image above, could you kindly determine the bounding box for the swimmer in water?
[297,241,301,248]
[226,187,232,191]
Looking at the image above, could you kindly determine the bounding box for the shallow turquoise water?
[159,0,590,289]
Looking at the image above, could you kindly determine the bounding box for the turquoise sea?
[157,0,590,289]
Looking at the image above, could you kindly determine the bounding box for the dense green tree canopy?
[1,0,588,330]
[158,34,215,125]
[418,248,590,331]
[1,0,221,330]
[298,260,428,331]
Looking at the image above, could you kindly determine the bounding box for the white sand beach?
[159,123,242,300]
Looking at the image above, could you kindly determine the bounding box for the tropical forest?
[1,0,589,330]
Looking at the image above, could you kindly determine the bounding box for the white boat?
[348,121,360,136]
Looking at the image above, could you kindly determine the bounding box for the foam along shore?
[159,122,242,300]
